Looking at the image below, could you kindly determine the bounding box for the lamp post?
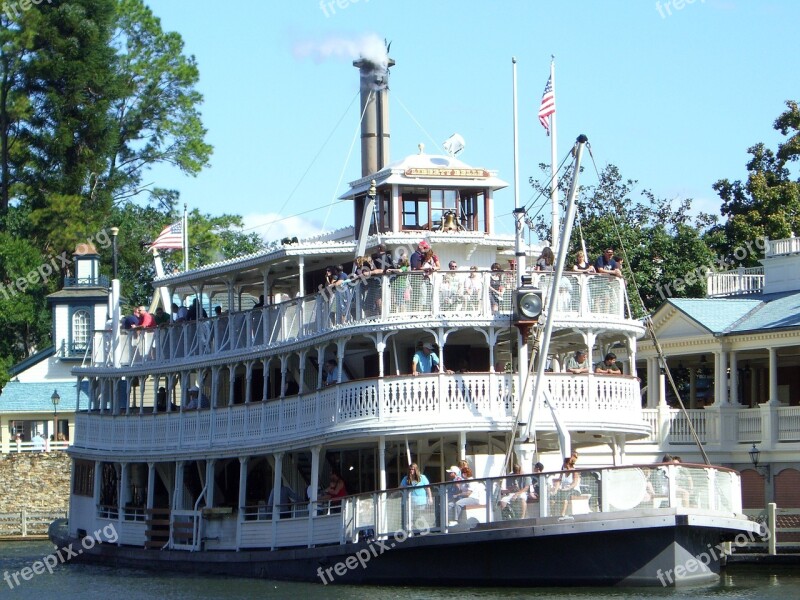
[748,443,771,482]
[110,227,119,280]
[51,389,60,445]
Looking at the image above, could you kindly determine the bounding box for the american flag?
[538,74,556,135]
[150,221,183,250]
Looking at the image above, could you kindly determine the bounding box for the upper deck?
[81,270,642,372]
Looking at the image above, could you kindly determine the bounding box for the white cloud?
[239,212,329,243]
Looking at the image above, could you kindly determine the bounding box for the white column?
[205,459,216,508]
[245,362,253,404]
[236,456,249,549]
[378,436,387,491]
[147,463,156,510]
[768,348,779,405]
[719,350,728,405]
[271,452,284,517]
[729,351,739,405]
[174,462,185,510]
[228,364,236,406]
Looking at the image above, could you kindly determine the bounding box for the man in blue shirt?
[412,342,441,375]
[594,247,621,276]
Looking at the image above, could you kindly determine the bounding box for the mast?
[548,59,559,250]
[521,135,588,443]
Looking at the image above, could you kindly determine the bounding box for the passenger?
[412,342,451,375]
[253,294,265,308]
[528,462,545,503]
[564,350,590,374]
[185,385,200,410]
[391,256,411,313]
[122,308,140,330]
[452,465,486,522]
[401,463,432,520]
[171,302,188,322]
[320,471,348,507]
[267,484,300,519]
[134,306,155,328]
[594,352,621,375]
[499,464,530,519]
[489,263,505,313]
[445,466,463,521]
[372,243,397,273]
[323,359,349,386]
[594,247,622,276]
[572,250,596,273]
[462,266,483,311]
[154,306,171,326]
[551,457,581,518]
[535,247,555,272]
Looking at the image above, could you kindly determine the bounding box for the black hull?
[52,515,754,587]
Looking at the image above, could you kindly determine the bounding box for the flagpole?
[548,58,559,250]
[512,57,526,280]
[183,202,189,272]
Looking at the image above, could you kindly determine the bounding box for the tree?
[105,0,212,204]
[23,0,121,258]
[712,101,800,264]
[528,163,718,316]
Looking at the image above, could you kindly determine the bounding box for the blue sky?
[146,0,799,243]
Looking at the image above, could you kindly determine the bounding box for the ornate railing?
[85,271,631,369]
[706,267,764,297]
[74,373,645,453]
[766,236,800,257]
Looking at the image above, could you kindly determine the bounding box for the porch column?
[378,436,387,491]
[236,456,249,549]
[205,459,216,508]
[768,348,779,405]
[458,431,467,461]
[174,461,185,510]
[119,463,129,524]
[729,351,739,405]
[646,358,657,408]
[298,349,308,394]
[228,364,236,406]
[262,358,270,401]
[309,445,321,508]
[376,338,386,378]
[271,452,284,518]
[146,463,156,510]
[245,361,253,404]
[719,350,728,405]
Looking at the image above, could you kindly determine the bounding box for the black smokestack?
[354,54,394,177]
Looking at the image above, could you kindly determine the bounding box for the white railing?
[73,373,645,453]
[766,236,800,257]
[340,464,744,543]
[706,267,764,297]
[85,272,630,369]
[2,440,70,453]
[639,406,800,448]
[777,406,800,442]
[0,509,67,536]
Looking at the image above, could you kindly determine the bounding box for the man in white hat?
[185,385,200,410]
[411,342,444,375]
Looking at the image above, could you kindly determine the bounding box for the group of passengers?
[564,350,623,375]
[533,246,624,277]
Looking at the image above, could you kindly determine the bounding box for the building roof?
[8,346,55,377]
[0,381,84,413]
[727,290,800,333]
[668,298,763,334]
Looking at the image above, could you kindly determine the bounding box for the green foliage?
[529,163,718,316]
[712,100,800,264]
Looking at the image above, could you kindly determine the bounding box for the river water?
[1,541,798,599]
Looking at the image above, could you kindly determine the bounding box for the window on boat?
[402,188,429,230]
[71,308,91,354]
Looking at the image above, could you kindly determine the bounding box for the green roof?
[669,298,762,334]
[0,381,84,413]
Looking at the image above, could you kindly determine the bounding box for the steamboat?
[52,53,759,587]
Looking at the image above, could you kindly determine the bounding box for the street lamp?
[51,389,60,445]
[748,443,771,481]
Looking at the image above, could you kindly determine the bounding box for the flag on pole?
[150,221,183,249]
[538,74,556,135]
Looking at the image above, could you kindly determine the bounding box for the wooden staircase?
[144,508,170,549]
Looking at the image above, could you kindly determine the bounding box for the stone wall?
[0,451,70,513]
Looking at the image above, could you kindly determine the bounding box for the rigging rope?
[585,144,711,465]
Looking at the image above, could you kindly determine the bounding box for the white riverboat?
[54,54,759,587]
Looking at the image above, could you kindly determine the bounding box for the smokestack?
[354,56,394,177]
